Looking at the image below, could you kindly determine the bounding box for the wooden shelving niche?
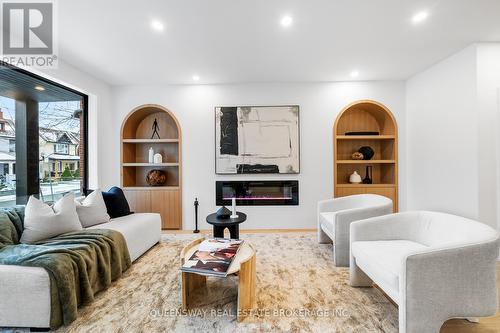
[333,100,398,212]
[121,104,182,229]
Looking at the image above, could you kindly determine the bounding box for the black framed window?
[0,62,88,205]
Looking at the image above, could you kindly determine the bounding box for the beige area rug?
[56,233,398,333]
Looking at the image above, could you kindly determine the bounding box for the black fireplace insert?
[216,180,299,206]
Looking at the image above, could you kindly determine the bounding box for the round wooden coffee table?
[180,238,256,321]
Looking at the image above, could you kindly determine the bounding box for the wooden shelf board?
[336,160,395,164]
[122,139,179,143]
[336,135,395,140]
[336,184,396,188]
[123,186,180,191]
[122,163,179,167]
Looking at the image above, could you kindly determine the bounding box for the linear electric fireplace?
[216,181,299,206]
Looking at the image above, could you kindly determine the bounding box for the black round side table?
[206,212,247,239]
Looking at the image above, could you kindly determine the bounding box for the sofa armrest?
[330,203,392,267]
[399,238,499,333]
[0,264,51,328]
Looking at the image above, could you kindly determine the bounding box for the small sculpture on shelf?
[363,165,373,184]
[351,152,364,160]
[358,146,374,160]
[146,169,167,186]
[151,118,161,139]
[153,153,163,164]
[349,171,362,184]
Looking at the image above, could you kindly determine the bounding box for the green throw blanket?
[0,209,131,329]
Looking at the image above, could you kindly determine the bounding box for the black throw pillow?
[101,187,132,218]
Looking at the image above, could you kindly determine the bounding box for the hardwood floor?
[165,228,500,332]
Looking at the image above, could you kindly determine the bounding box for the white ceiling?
[58,0,500,85]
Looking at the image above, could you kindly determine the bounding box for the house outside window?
[55,143,69,154]
[0,64,88,206]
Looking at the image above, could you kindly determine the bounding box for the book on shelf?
[181,238,244,277]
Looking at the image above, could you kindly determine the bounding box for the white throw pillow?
[20,192,83,244]
[75,189,110,227]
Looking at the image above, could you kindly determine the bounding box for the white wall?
[32,43,500,231]
[36,60,112,189]
[109,82,406,230]
[406,46,479,220]
[477,44,500,229]
[19,42,500,232]
[406,43,500,230]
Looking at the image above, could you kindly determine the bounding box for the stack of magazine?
[181,238,244,277]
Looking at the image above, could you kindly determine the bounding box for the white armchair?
[317,194,393,266]
[350,211,500,333]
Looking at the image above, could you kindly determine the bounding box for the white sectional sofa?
[0,212,161,329]
[350,211,500,333]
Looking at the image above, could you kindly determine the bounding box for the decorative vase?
[349,171,362,184]
[148,147,154,163]
[351,152,364,160]
[153,153,163,164]
[358,146,374,160]
[146,169,167,186]
[363,166,373,184]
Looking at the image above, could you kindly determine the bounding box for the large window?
[0,63,88,206]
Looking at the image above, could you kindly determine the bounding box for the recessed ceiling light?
[412,11,429,24]
[192,75,200,82]
[281,15,293,27]
[350,70,360,78]
[151,20,165,32]
[34,85,45,91]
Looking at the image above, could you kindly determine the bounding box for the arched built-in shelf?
[333,100,398,211]
[121,104,182,229]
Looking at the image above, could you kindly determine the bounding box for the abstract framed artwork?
[215,105,300,174]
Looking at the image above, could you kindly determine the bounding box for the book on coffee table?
[181,238,244,277]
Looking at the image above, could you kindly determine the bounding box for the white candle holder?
[230,197,239,218]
